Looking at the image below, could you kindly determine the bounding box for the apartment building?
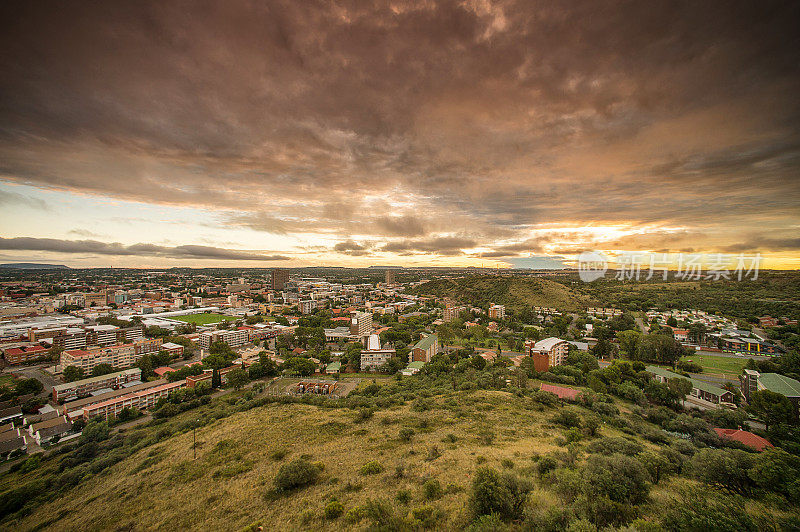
[350,311,373,340]
[52,368,142,402]
[741,369,800,416]
[60,339,162,373]
[271,269,290,291]
[409,334,438,363]
[82,380,187,420]
[488,304,505,320]
[3,344,49,365]
[299,300,314,314]
[526,337,570,371]
[360,334,396,371]
[198,329,248,350]
[443,305,466,322]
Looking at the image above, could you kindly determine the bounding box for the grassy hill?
[2,375,796,531]
[410,275,597,312]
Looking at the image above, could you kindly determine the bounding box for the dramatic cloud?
[0,237,287,261]
[0,1,798,265]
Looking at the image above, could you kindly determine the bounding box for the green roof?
[759,373,800,397]
[406,361,425,369]
[325,361,341,372]
[645,366,681,379]
[413,334,438,351]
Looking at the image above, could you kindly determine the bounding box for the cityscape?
[1,1,799,531]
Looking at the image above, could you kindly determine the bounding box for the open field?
[169,313,238,325]
[680,353,749,378]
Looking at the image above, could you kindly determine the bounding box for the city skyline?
[1,2,799,269]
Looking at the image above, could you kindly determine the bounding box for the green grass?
[169,313,238,325]
[680,353,749,378]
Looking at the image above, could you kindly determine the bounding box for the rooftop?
[758,372,800,397]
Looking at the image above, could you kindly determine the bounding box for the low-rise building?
[52,367,142,402]
[82,380,187,420]
[741,369,800,417]
[2,344,49,364]
[647,365,734,406]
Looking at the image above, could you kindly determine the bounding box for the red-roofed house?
[153,366,177,378]
[713,428,773,451]
[540,383,582,401]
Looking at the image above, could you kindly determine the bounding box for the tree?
[211,368,222,389]
[468,467,532,520]
[62,366,84,383]
[617,330,641,357]
[748,389,794,430]
[284,357,316,376]
[692,449,755,496]
[91,363,116,377]
[137,354,154,380]
[227,368,249,390]
[345,342,362,372]
[668,377,693,406]
[667,316,678,328]
[14,378,43,396]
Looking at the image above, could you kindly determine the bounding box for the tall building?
[385,269,395,285]
[526,337,570,371]
[488,304,505,320]
[271,269,290,291]
[350,311,373,340]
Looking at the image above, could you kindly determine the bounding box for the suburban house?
[646,365,734,406]
[713,428,773,451]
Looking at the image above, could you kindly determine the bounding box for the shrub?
[396,489,412,504]
[537,456,558,477]
[411,504,443,528]
[550,409,582,428]
[586,437,643,456]
[661,493,756,531]
[399,428,415,442]
[273,459,322,491]
[442,433,458,443]
[691,449,755,496]
[422,478,443,500]
[585,453,650,505]
[469,467,532,520]
[360,460,384,475]
[324,499,344,519]
[270,448,288,461]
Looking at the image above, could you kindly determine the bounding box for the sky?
[1,1,799,269]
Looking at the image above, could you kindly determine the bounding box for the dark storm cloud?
[381,236,477,256]
[0,237,287,261]
[0,0,799,258]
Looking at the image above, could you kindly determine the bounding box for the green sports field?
[169,313,238,325]
[680,353,749,378]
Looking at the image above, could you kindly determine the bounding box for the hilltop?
[409,275,596,312]
[0,263,70,269]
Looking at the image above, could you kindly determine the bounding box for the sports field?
[169,313,238,325]
[680,353,749,378]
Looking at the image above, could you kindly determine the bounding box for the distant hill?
[0,263,70,269]
[409,275,597,312]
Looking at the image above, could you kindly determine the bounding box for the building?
[401,361,425,376]
[271,269,290,291]
[3,344,49,364]
[52,368,142,402]
[84,324,120,345]
[198,329,248,350]
[713,428,773,451]
[443,305,466,322]
[385,269,395,285]
[488,304,505,320]
[82,380,187,420]
[60,339,162,373]
[324,361,341,374]
[718,337,781,355]
[299,300,314,314]
[185,366,237,388]
[28,416,72,445]
[350,311,373,340]
[741,369,800,416]
[60,380,168,417]
[647,365,735,406]
[526,338,570,371]
[160,342,185,358]
[0,427,28,455]
[409,334,438,363]
[360,334,396,371]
